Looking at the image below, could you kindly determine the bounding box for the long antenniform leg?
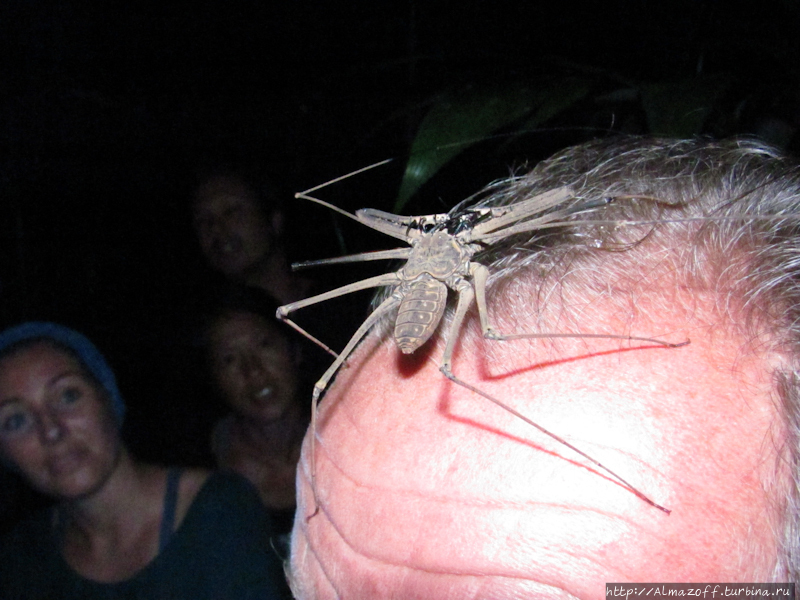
[278,272,402,358]
[277,273,403,518]
[438,264,676,514]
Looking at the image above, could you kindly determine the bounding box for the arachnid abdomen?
[394,275,447,354]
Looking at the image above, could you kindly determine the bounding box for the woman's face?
[209,312,299,422]
[192,175,275,280]
[0,342,121,499]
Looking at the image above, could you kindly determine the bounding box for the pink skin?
[193,175,278,281]
[290,291,789,599]
[0,343,121,500]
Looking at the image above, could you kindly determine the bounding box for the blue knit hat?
[0,322,126,425]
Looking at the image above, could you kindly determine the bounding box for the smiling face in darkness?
[0,342,121,500]
[193,174,275,281]
[208,311,299,423]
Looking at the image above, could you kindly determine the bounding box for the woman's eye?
[259,337,274,349]
[60,387,82,405]
[0,411,29,435]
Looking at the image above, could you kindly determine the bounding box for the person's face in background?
[209,311,299,423]
[193,175,277,280]
[0,342,121,500]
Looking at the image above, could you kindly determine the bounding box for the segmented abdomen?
[394,274,447,354]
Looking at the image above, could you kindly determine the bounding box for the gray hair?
[289,138,800,596]
[463,137,800,582]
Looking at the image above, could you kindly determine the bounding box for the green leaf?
[395,77,592,211]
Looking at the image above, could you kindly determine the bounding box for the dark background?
[2,0,800,519]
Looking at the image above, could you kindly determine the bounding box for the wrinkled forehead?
[290,314,789,597]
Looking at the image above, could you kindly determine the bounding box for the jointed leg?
[305,292,402,520]
[437,265,672,513]
[277,272,401,358]
[470,263,686,348]
[440,366,671,514]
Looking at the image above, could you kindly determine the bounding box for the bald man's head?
[290,138,800,598]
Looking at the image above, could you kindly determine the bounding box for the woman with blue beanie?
[0,322,291,599]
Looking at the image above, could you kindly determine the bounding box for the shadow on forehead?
[290,137,800,593]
